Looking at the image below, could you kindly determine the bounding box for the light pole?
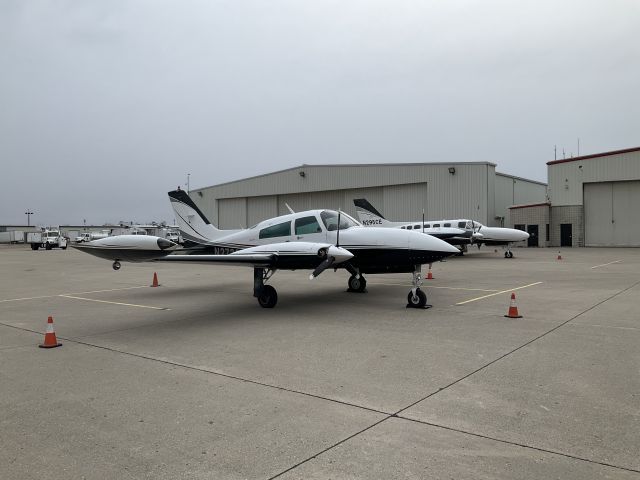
[187,173,191,194]
[25,210,34,226]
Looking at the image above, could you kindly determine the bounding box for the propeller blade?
[309,256,335,279]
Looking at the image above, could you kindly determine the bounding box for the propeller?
[309,255,336,279]
[309,244,354,280]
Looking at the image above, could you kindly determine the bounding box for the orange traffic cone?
[39,316,62,348]
[426,266,434,280]
[504,293,523,319]
[557,251,562,260]
[151,272,159,287]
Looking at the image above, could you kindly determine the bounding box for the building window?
[259,221,291,239]
[546,224,550,242]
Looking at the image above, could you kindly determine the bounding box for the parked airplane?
[74,190,459,308]
[353,198,529,258]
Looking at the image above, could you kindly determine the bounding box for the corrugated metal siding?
[584,181,640,246]
[383,184,428,220]
[247,196,278,227]
[495,174,548,224]
[196,163,547,227]
[218,198,247,229]
[548,150,640,206]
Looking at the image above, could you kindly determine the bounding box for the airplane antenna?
[336,209,341,247]
[422,209,425,233]
[285,203,295,214]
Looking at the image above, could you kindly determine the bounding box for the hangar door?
[584,181,640,246]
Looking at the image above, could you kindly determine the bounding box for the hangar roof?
[198,161,498,190]
[547,146,640,166]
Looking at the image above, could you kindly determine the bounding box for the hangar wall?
[547,147,640,247]
[192,162,547,230]
[495,173,547,226]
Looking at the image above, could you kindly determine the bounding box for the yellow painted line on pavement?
[591,260,621,269]
[369,282,499,293]
[0,286,148,304]
[59,295,169,311]
[456,282,543,305]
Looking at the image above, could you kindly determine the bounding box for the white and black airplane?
[73,190,459,308]
[353,198,529,258]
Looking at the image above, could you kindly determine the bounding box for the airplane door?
[293,215,326,243]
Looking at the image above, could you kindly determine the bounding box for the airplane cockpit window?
[320,211,359,231]
[295,216,322,235]
[259,221,292,239]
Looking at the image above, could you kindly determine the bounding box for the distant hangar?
[511,146,640,247]
[190,162,547,230]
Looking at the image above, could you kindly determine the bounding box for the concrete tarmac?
[0,245,638,479]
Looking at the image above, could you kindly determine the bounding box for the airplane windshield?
[320,211,360,231]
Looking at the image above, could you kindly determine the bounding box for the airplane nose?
[412,231,460,254]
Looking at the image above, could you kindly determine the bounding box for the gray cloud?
[1,0,638,225]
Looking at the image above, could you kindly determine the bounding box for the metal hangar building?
[190,162,546,230]
[510,146,640,247]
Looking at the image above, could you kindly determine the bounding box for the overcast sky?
[1,0,638,226]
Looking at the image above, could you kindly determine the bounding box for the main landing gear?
[254,268,278,308]
[504,246,514,258]
[406,266,428,309]
[345,265,367,293]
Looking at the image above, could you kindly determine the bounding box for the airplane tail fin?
[353,198,392,227]
[168,190,228,245]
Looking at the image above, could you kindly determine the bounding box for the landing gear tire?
[31,244,38,251]
[348,275,367,292]
[61,246,67,250]
[407,288,427,308]
[45,243,52,250]
[112,260,121,271]
[257,285,278,308]
[504,251,513,259]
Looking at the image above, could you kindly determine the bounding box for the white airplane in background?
[353,198,529,258]
[73,190,459,309]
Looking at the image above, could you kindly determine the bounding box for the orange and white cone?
[39,316,62,348]
[504,292,523,319]
[151,272,159,287]
[557,251,562,260]
[426,266,434,280]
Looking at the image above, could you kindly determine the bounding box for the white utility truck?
[28,229,68,250]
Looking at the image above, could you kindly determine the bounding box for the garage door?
[584,181,640,246]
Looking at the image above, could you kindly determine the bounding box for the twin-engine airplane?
[354,198,529,258]
[73,190,459,308]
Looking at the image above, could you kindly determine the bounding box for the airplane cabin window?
[259,221,292,239]
[401,226,406,229]
[406,225,412,230]
[320,210,358,231]
[424,224,430,228]
[444,223,451,227]
[458,221,467,228]
[414,225,421,229]
[295,216,322,235]
[433,223,440,227]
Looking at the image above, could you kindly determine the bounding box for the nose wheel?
[112,260,121,270]
[504,250,513,258]
[407,288,427,308]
